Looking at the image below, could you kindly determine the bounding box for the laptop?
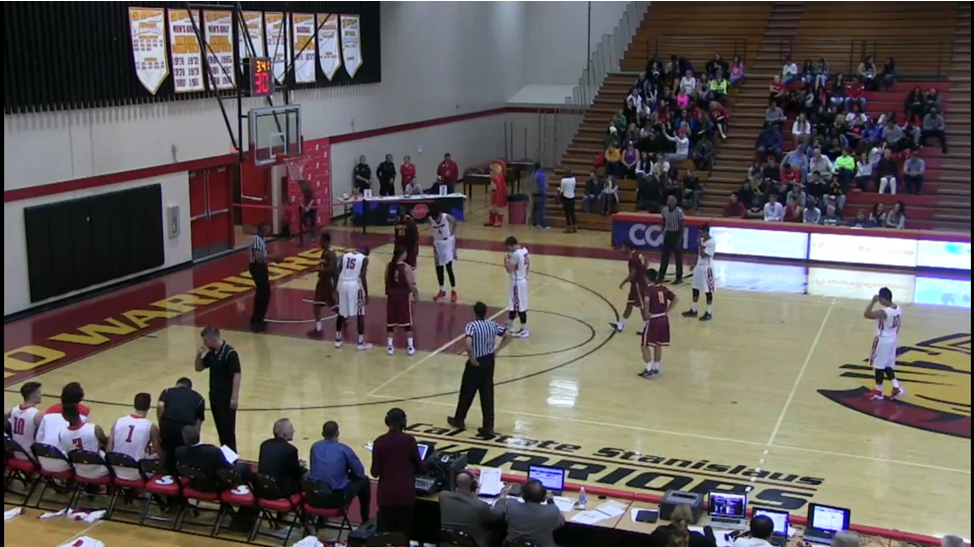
[527,465,566,496]
[417,443,430,462]
[804,503,852,544]
[707,492,748,531]
[754,508,790,547]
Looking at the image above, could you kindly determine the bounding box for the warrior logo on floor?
[819,333,971,439]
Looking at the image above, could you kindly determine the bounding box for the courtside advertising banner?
[203,11,235,90]
[711,226,809,260]
[168,9,205,93]
[809,233,918,268]
[291,13,316,83]
[916,240,971,271]
[129,7,169,94]
[316,14,342,80]
[611,220,699,252]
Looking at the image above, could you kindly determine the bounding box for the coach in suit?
[439,470,504,547]
[258,418,306,496]
[175,425,251,482]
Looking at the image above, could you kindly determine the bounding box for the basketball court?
[4,217,971,545]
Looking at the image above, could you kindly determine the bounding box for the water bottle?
[578,487,588,510]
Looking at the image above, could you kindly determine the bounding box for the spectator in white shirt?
[855,152,874,191]
[652,155,671,187]
[404,180,423,196]
[763,194,785,222]
[679,71,697,96]
[626,88,643,122]
[663,128,690,164]
[791,114,812,145]
[782,58,799,84]
[733,516,775,547]
[559,170,578,233]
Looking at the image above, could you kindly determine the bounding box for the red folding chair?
[212,468,257,539]
[138,459,181,529]
[29,443,75,511]
[104,452,145,519]
[174,464,224,536]
[301,478,354,542]
[4,437,39,505]
[66,450,113,512]
[249,473,304,544]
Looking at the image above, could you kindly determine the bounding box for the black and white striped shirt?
[465,320,507,358]
[250,234,267,264]
[661,206,685,232]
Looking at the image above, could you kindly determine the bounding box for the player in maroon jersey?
[311,232,339,336]
[385,247,419,356]
[394,207,420,285]
[610,243,649,333]
[639,268,678,379]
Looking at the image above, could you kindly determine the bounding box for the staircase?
[937,1,973,231]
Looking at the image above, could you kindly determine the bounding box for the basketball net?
[283,154,309,183]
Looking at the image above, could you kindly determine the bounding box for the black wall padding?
[24,184,165,303]
[3,2,382,114]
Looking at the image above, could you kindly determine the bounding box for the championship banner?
[238,11,264,58]
[168,9,204,93]
[265,12,289,83]
[286,137,333,232]
[316,14,342,81]
[128,8,169,95]
[291,13,316,84]
[339,14,363,78]
[203,11,235,90]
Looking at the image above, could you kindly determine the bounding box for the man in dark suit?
[174,425,251,481]
[439,470,504,547]
[258,418,306,496]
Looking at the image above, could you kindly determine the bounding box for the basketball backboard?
[248,104,302,166]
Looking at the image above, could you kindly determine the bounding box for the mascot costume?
[485,159,509,227]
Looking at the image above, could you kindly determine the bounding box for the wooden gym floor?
[4,211,971,546]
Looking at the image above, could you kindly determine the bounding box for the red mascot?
[485,159,509,227]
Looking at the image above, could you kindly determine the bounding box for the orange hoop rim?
[280,153,309,181]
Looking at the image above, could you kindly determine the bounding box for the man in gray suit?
[439,471,502,547]
[493,479,564,547]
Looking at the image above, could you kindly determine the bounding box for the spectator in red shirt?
[437,153,460,194]
[400,156,417,194]
[780,162,801,185]
[371,408,425,538]
[783,197,803,223]
[709,101,729,140]
[723,193,745,218]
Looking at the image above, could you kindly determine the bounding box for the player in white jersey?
[6,382,43,460]
[431,205,460,304]
[58,403,109,480]
[863,287,905,401]
[683,223,717,321]
[106,393,161,481]
[35,382,89,472]
[336,247,372,350]
[504,236,531,338]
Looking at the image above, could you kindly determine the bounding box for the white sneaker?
[515,330,530,339]
[407,346,416,356]
[335,340,343,349]
[357,343,373,351]
[387,346,395,355]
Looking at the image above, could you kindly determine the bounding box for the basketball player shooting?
[311,232,339,336]
[431,205,460,304]
[395,207,420,286]
[336,246,372,351]
[611,243,648,333]
[639,268,678,379]
[683,223,716,321]
[385,247,419,356]
[863,287,905,401]
[505,236,530,338]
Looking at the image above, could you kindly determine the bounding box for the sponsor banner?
[808,267,916,303]
[203,11,235,90]
[916,240,971,271]
[914,276,972,308]
[238,11,264,58]
[711,227,809,260]
[290,137,333,228]
[128,7,169,94]
[168,10,205,93]
[712,260,807,294]
[611,221,698,252]
[316,14,342,81]
[265,12,289,83]
[340,14,363,78]
[809,233,918,268]
[291,13,316,83]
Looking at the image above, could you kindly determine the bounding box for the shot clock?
[243,57,275,96]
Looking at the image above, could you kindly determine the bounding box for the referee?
[658,194,685,284]
[250,222,272,331]
[195,326,241,452]
[156,377,205,473]
[448,302,513,437]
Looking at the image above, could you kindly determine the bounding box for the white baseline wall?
[3,172,192,316]
[3,2,527,192]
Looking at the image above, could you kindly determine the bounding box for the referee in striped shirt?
[250,223,273,331]
[658,194,686,284]
[448,301,513,437]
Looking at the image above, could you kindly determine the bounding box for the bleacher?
[550,1,971,232]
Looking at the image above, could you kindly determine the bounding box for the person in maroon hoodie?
[437,153,459,194]
[371,408,425,537]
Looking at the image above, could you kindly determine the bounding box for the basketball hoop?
[280,153,309,183]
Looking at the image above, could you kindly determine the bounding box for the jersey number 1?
[125,424,136,443]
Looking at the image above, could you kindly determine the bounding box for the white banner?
[265,12,289,83]
[168,9,204,93]
[203,11,235,90]
[316,14,342,81]
[291,13,316,84]
[340,14,363,78]
[128,8,169,94]
[238,11,264,58]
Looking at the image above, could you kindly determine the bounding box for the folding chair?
[66,450,114,512]
[212,468,256,539]
[365,532,410,547]
[174,464,225,536]
[248,473,304,545]
[4,437,39,505]
[441,529,482,547]
[301,477,355,542]
[29,443,75,511]
[137,458,181,529]
[104,452,145,519]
